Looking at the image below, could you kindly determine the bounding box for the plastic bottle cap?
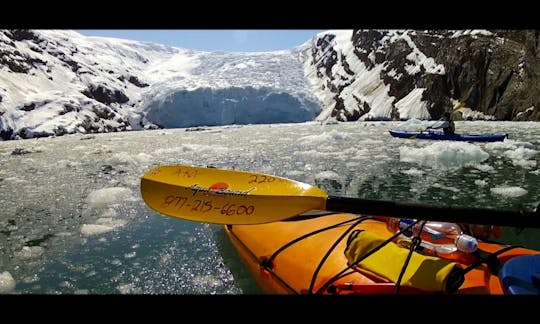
[455,234,478,253]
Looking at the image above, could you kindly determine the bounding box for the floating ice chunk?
[192,274,222,288]
[80,224,111,236]
[111,259,122,266]
[503,146,538,169]
[117,283,141,294]
[297,129,351,146]
[100,208,117,218]
[3,177,28,184]
[161,254,172,264]
[96,217,126,226]
[108,152,153,166]
[473,164,495,172]
[85,187,136,208]
[181,144,229,154]
[400,168,425,176]
[399,142,489,169]
[432,183,460,193]
[0,271,16,293]
[490,186,528,198]
[475,179,488,187]
[14,246,44,260]
[81,217,127,236]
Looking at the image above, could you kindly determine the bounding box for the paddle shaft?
[327,196,540,228]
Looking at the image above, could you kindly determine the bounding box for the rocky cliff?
[302,29,540,122]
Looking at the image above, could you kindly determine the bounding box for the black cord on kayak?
[316,218,420,294]
[394,220,426,294]
[308,216,370,294]
[258,216,363,294]
[266,217,362,268]
[462,244,524,275]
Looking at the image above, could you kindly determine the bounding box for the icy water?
[0,121,539,294]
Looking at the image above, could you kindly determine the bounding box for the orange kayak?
[224,212,540,294]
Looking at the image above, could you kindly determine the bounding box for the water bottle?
[386,218,478,254]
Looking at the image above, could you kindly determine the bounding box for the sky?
[75,30,328,52]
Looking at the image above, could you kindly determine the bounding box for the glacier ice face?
[145,86,321,128]
[0,29,325,139]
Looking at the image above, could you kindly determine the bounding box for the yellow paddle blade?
[140,165,328,224]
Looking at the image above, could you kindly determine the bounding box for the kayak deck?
[224,213,539,294]
[389,130,508,142]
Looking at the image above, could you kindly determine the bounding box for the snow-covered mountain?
[303,30,540,123]
[0,29,320,140]
[1,29,539,141]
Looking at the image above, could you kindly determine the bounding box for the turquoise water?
[14,212,260,294]
[0,121,539,294]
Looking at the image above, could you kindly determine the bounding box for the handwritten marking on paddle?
[172,167,199,179]
[189,183,256,197]
[162,195,255,216]
[248,174,277,184]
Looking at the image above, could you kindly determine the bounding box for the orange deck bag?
[344,230,464,293]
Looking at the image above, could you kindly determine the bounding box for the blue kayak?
[389,130,508,142]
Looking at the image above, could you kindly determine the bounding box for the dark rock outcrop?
[127,75,149,88]
[305,30,540,121]
[81,85,129,105]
